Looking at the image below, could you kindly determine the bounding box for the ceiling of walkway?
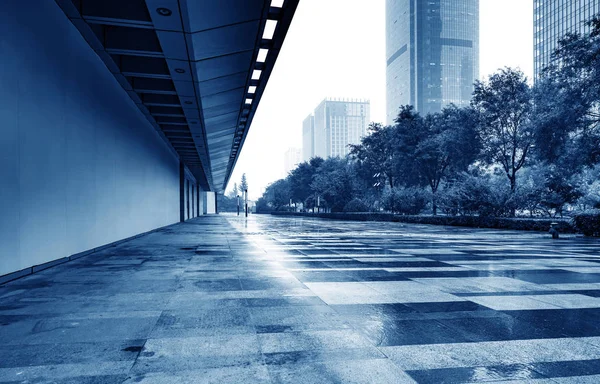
[55,0,298,192]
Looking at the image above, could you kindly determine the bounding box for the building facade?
[284,147,302,174]
[302,115,315,162]
[386,0,479,124]
[534,0,600,78]
[307,98,370,159]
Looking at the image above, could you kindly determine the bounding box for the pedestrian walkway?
[1,214,600,383]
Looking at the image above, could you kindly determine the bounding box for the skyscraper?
[303,98,370,159]
[302,115,315,162]
[534,0,600,78]
[284,147,302,174]
[386,0,479,124]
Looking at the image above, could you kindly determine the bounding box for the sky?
[228,0,534,200]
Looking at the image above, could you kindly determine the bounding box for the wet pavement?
[1,214,600,383]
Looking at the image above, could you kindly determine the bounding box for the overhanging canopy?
[56,0,298,192]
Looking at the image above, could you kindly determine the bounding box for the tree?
[228,182,238,199]
[349,122,399,189]
[472,68,534,215]
[240,174,248,196]
[262,179,291,211]
[533,16,600,168]
[409,106,480,214]
[393,105,428,188]
[288,157,324,205]
[576,164,600,210]
[310,158,356,212]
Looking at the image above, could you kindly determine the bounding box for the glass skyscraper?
[534,0,600,78]
[386,0,479,124]
[302,115,315,162]
[303,99,370,160]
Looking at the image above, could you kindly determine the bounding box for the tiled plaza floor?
[1,214,600,383]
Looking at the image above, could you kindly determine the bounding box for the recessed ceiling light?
[175,68,185,74]
[257,49,269,63]
[156,7,172,16]
[263,20,278,39]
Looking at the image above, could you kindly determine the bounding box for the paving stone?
[1,214,600,382]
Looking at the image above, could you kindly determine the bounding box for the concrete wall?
[204,192,217,215]
[208,192,217,214]
[0,2,183,276]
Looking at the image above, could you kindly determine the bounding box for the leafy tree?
[534,16,600,167]
[310,158,356,212]
[576,164,600,210]
[349,122,399,189]
[539,165,583,217]
[393,105,428,188]
[262,179,291,211]
[472,68,534,215]
[409,106,480,214]
[227,182,239,199]
[514,166,547,217]
[240,174,248,196]
[288,157,324,205]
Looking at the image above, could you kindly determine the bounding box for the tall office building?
[534,0,600,78]
[306,98,370,159]
[284,147,302,174]
[302,115,315,162]
[386,0,479,124]
[302,99,370,160]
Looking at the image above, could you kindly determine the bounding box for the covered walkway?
[2,215,600,383]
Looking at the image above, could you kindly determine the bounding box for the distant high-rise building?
[385,0,479,124]
[284,147,302,175]
[305,98,370,159]
[534,0,600,78]
[302,115,315,162]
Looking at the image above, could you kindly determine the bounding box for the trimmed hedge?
[573,212,600,237]
[270,212,576,233]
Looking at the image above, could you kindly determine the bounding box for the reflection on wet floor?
[1,213,600,383]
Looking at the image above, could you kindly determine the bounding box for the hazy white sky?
[229,0,534,199]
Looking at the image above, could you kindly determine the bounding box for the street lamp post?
[245,188,248,217]
[237,194,240,216]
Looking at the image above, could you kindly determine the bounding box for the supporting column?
[191,183,195,218]
[197,185,200,216]
[179,161,185,222]
[186,180,190,220]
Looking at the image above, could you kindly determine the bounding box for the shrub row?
[269,212,577,233]
[573,212,600,237]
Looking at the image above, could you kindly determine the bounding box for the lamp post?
[237,194,240,216]
[245,188,248,217]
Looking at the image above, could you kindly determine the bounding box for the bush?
[438,173,512,217]
[573,211,600,236]
[343,198,371,213]
[270,212,576,232]
[382,187,429,215]
[576,165,600,210]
